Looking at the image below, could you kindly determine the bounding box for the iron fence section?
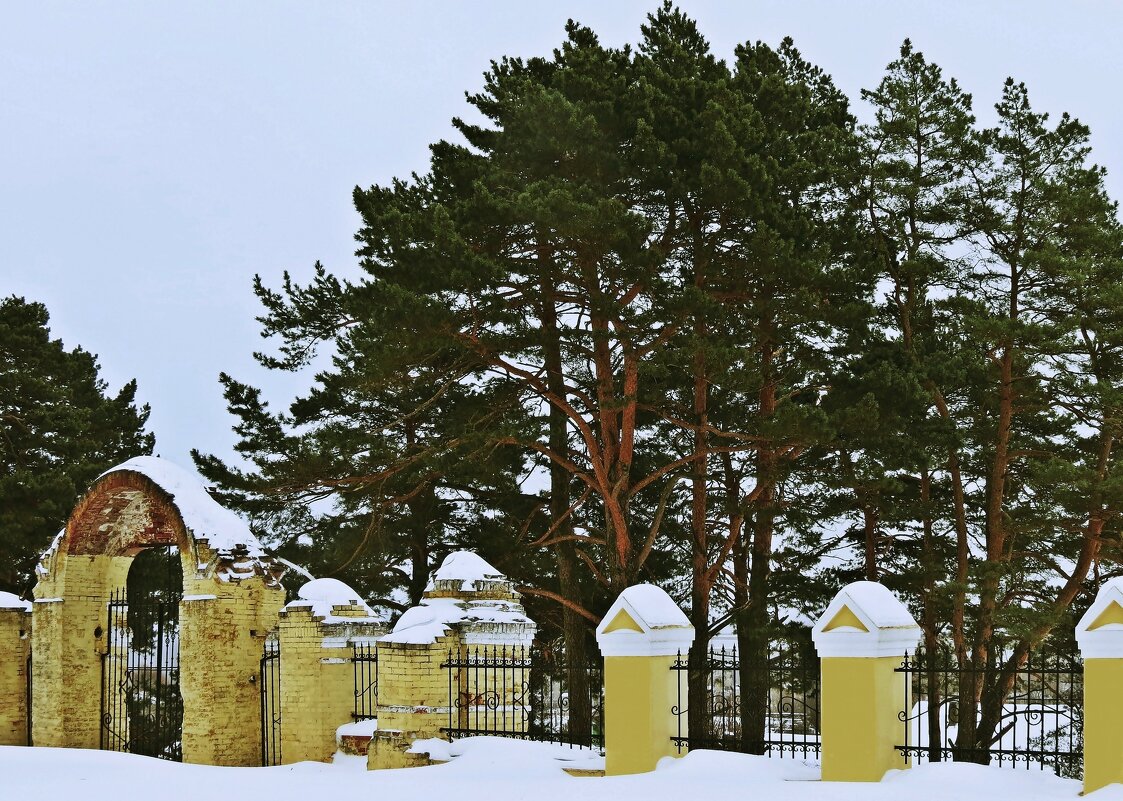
[260,637,281,766]
[100,586,183,761]
[895,644,1082,777]
[671,643,821,759]
[441,644,604,748]
[353,641,377,720]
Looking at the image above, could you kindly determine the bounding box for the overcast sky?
[4,1,1121,475]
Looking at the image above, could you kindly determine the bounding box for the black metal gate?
[100,546,183,761]
[260,637,281,766]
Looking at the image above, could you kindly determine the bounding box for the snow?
[0,591,30,611]
[380,596,531,645]
[833,581,917,629]
[94,456,284,583]
[0,737,1099,801]
[102,456,265,557]
[285,578,380,622]
[613,584,690,629]
[336,719,378,738]
[428,551,506,591]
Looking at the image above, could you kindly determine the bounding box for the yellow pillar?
[595,584,693,776]
[811,582,920,782]
[1076,577,1123,794]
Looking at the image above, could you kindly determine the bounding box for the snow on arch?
[97,456,267,558]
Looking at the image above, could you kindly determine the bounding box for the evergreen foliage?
[0,296,154,594]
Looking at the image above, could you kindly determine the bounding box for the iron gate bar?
[259,638,281,766]
[441,644,604,748]
[671,642,821,758]
[895,643,1082,777]
[352,642,377,720]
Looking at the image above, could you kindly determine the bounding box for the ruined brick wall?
[277,603,385,764]
[0,605,31,746]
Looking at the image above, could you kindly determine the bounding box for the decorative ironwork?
[671,642,821,759]
[441,643,604,749]
[895,643,1082,777]
[260,636,281,766]
[352,641,377,720]
[99,546,183,761]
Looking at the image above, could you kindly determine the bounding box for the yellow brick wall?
[276,604,384,764]
[0,607,31,746]
[180,578,283,767]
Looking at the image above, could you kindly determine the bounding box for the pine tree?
[0,296,154,594]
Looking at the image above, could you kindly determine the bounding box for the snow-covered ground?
[1,737,1117,801]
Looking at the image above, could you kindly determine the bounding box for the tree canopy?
[0,295,154,594]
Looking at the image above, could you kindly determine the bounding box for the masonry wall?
[368,633,460,769]
[0,606,31,746]
[179,577,284,767]
[277,604,384,764]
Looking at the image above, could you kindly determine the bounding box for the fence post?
[1076,577,1123,794]
[811,582,920,782]
[277,579,386,764]
[595,584,694,776]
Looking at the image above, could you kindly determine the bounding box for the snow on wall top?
[284,577,380,622]
[833,581,916,629]
[616,583,691,629]
[428,551,507,591]
[380,597,533,644]
[0,591,31,611]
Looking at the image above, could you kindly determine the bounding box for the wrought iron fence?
[25,652,32,746]
[896,643,1083,777]
[441,643,604,748]
[671,642,821,759]
[259,637,281,766]
[353,641,377,720]
[100,586,183,761]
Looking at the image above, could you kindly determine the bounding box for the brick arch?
[64,469,191,559]
[32,461,286,766]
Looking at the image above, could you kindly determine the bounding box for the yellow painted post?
[1076,577,1123,794]
[811,582,920,782]
[595,584,694,776]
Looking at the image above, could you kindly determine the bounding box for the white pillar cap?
[1077,577,1123,658]
[595,583,694,657]
[812,581,921,658]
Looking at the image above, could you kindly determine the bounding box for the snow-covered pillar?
[1076,578,1123,794]
[368,551,535,770]
[812,582,920,782]
[0,593,31,745]
[277,579,386,764]
[595,584,694,776]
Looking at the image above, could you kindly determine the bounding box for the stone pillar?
[0,593,31,745]
[179,576,284,766]
[277,579,386,764]
[811,581,920,782]
[1076,577,1123,794]
[368,551,535,770]
[595,584,694,776]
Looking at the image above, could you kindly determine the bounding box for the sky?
[3,1,1122,475]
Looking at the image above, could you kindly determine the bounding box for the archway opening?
[101,545,184,760]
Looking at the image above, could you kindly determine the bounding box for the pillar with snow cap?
[367,550,536,770]
[1076,577,1123,794]
[595,584,694,776]
[277,578,387,764]
[812,581,920,782]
